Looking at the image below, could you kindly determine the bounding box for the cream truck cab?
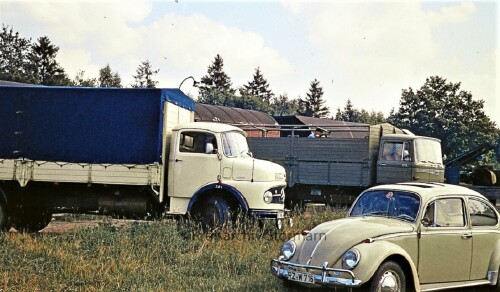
[167,122,288,227]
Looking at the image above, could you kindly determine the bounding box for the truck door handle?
[402,164,408,167]
[461,233,472,239]
[175,159,183,162]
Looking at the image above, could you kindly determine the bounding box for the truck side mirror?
[205,143,214,154]
[421,217,431,227]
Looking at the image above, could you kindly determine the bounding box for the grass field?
[0,208,347,291]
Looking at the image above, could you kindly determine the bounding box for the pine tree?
[99,64,122,88]
[240,67,274,104]
[29,36,70,85]
[298,79,330,118]
[131,60,159,88]
[198,54,236,104]
[336,99,355,121]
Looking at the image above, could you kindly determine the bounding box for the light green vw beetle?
[271,183,500,291]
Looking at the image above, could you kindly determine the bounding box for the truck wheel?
[370,261,406,292]
[13,210,53,233]
[195,196,231,229]
[0,200,8,231]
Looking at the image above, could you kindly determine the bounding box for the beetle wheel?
[370,260,406,292]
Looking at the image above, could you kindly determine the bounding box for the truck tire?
[0,199,8,231]
[194,196,231,229]
[370,261,406,292]
[13,209,53,233]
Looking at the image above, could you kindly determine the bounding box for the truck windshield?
[221,131,250,157]
[415,138,443,165]
[349,190,420,222]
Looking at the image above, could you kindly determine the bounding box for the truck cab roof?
[174,122,245,134]
[382,133,441,143]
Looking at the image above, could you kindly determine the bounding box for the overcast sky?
[1,0,498,124]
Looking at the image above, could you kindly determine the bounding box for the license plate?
[287,271,315,284]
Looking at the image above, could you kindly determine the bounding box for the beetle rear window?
[349,191,420,222]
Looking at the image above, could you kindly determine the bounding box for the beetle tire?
[370,260,406,292]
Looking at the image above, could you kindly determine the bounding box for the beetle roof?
[366,182,486,202]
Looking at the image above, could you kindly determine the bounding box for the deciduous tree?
[388,76,498,158]
[335,99,386,125]
[0,24,34,83]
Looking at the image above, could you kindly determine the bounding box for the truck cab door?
[170,131,221,198]
[377,141,413,184]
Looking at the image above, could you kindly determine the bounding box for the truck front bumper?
[270,258,362,287]
[248,209,292,229]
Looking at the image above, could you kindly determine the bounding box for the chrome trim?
[371,231,418,241]
[270,258,362,287]
[488,270,498,285]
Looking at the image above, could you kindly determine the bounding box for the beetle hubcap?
[377,270,400,292]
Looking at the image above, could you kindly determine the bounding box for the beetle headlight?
[263,191,273,204]
[342,248,360,270]
[279,240,296,261]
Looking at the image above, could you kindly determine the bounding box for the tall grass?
[0,207,347,291]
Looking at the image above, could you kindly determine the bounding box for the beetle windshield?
[349,191,420,222]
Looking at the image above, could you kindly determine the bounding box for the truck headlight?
[342,248,360,270]
[263,191,273,204]
[279,240,296,261]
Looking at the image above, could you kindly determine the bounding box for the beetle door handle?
[175,159,183,162]
[461,233,472,239]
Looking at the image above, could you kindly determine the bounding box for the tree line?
[1,24,498,160]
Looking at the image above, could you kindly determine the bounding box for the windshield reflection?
[349,191,420,222]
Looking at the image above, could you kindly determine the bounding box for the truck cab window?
[415,138,443,165]
[382,142,404,161]
[179,132,217,154]
[221,131,250,157]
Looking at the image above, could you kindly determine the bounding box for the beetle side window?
[424,198,465,227]
[468,198,498,227]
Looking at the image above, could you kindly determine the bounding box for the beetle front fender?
[350,241,420,291]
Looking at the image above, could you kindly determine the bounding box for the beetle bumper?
[270,258,362,287]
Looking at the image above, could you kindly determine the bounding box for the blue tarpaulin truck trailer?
[0,85,288,232]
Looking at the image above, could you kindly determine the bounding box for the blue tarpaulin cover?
[0,86,195,164]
